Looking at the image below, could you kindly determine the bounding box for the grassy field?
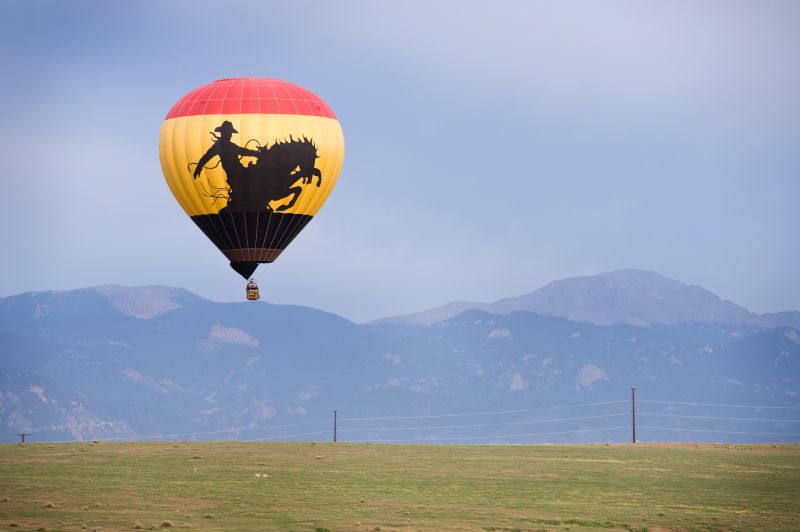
[0,441,798,531]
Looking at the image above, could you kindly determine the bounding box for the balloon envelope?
[159,78,344,278]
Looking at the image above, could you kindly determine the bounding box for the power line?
[639,413,800,423]
[102,419,330,441]
[24,393,800,444]
[243,430,331,442]
[356,426,630,444]
[336,413,629,434]
[34,419,331,444]
[33,411,631,444]
[638,400,800,410]
[638,426,800,437]
[338,401,628,422]
[27,401,628,443]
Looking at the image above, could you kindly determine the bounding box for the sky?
[1,0,798,323]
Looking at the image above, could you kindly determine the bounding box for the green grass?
[0,441,798,530]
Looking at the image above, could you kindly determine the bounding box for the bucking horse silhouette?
[192,121,321,213]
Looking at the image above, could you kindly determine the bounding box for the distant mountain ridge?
[89,285,209,319]
[5,285,209,321]
[1,270,798,444]
[370,269,800,328]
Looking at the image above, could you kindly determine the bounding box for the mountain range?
[1,269,798,444]
[370,269,800,329]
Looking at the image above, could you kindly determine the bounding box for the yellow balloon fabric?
[159,78,344,279]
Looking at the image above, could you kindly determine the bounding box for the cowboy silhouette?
[193,121,259,211]
[192,121,323,214]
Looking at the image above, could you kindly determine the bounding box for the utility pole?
[630,387,637,444]
[333,410,337,443]
[16,433,30,444]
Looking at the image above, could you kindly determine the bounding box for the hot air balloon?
[159,78,344,299]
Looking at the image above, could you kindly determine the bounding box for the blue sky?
[1,0,798,322]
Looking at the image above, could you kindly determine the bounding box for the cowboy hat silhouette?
[214,121,238,134]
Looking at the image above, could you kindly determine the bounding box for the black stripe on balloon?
[190,212,313,256]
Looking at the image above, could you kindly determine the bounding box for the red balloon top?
[165,78,336,120]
